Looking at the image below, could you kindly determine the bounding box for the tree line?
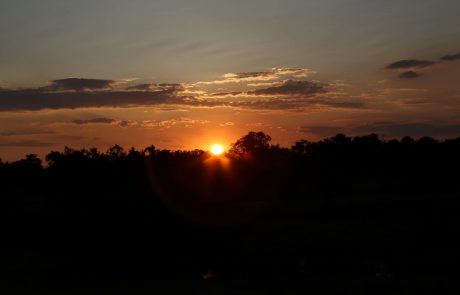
[1,131,460,281]
[1,131,460,196]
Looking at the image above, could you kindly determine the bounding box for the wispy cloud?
[398,71,422,79]
[385,60,436,70]
[440,51,460,61]
[1,130,56,136]
[125,83,183,91]
[72,117,116,125]
[71,117,137,127]
[195,67,313,85]
[140,118,209,129]
[0,140,55,147]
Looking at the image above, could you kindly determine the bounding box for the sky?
[1,0,460,161]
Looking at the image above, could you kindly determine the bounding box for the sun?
[210,144,224,156]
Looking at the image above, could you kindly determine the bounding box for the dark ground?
[2,193,460,294]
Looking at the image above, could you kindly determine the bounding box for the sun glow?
[210,144,224,156]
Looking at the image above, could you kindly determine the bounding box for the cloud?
[185,78,362,110]
[210,91,244,97]
[274,68,311,78]
[440,52,460,61]
[0,140,55,147]
[71,117,137,127]
[399,71,422,79]
[248,80,327,97]
[118,120,136,127]
[0,72,361,112]
[385,51,460,79]
[247,81,281,87]
[1,130,56,136]
[0,77,193,111]
[385,59,435,70]
[237,98,365,110]
[125,83,183,91]
[196,67,313,85]
[140,118,209,129]
[0,86,358,111]
[125,84,152,91]
[301,122,460,138]
[0,81,360,112]
[41,78,115,91]
[72,118,116,125]
[225,71,275,80]
[197,71,276,85]
[0,88,186,111]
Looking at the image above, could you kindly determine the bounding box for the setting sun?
[210,144,224,156]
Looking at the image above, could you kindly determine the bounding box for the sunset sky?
[1,0,460,160]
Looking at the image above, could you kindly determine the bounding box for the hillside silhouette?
[2,131,460,293]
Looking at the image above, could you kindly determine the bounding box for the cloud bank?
[0,71,364,111]
[301,122,460,138]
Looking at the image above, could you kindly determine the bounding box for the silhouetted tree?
[228,131,272,158]
[107,144,125,159]
[144,145,156,156]
[291,139,312,155]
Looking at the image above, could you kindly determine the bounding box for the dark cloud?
[399,71,422,79]
[1,130,56,136]
[125,84,152,91]
[0,88,186,111]
[233,71,273,79]
[118,120,131,127]
[301,122,460,138]
[72,118,116,125]
[210,91,243,96]
[41,78,115,91]
[440,52,460,61]
[248,80,326,97]
[385,59,435,70]
[0,140,55,147]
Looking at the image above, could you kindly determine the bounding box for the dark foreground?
[5,276,460,294]
[3,193,460,294]
[1,133,460,293]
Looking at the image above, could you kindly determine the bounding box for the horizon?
[2,130,459,163]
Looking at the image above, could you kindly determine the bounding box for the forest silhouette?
[2,131,460,292]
